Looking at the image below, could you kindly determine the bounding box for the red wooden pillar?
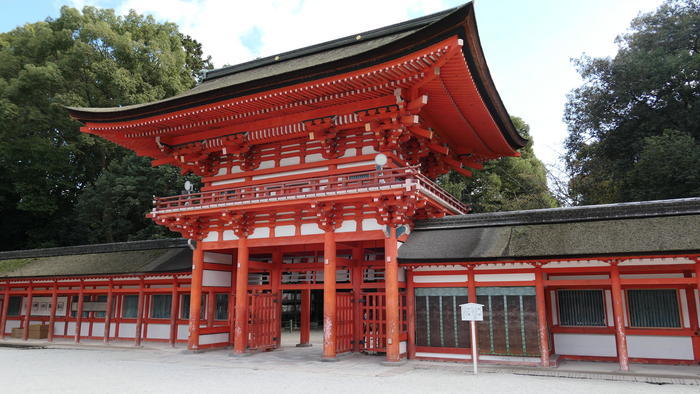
[384,225,401,363]
[188,243,205,351]
[134,278,146,346]
[48,281,58,342]
[103,280,113,343]
[0,282,9,339]
[75,281,85,343]
[322,230,337,361]
[298,289,311,347]
[534,265,550,367]
[351,246,363,352]
[610,262,629,371]
[272,249,282,348]
[233,236,250,355]
[228,258,236,345]
[169,277,179,347]
[695,259,700,294]
[406,269,416,359]
[22,282,33,341]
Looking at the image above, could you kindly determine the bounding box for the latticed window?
[557,290,606,327]
[180,294,206,319]
[122,295,138,318]
[151,295,172,319]
[627,289,680,328]
[476,287,540,357]
[7,296,22,316]
[215,294,228,321]
[94,295,108,318]
[415,287,470,349]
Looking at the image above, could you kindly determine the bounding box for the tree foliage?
[439,117,558,212]
[0,6,211,250]
[564,0,700,205]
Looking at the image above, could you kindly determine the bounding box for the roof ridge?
[414,197,700,230]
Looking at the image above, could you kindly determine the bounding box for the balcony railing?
[151,167,468,215]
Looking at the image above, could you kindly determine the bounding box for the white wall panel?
[204,252,232,265]
[199,333,229,345]
[119,323,136,338]
[413,275,467,283]
[627,335,694,360]
[553,333,617,357]
[147,324,171,340]
[202,270,232,287]
[475,273,535,282]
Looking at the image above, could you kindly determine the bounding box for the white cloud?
[111,0,456,68]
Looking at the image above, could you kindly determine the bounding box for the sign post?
[460,303,483,375]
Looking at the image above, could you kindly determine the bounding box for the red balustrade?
[151,167,468,215]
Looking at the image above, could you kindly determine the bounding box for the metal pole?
[470,320,477,375]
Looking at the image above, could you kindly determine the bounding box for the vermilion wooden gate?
[248,292,279,351]
[360,292,406,353]
[336,293,353,354]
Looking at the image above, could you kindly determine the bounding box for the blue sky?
[1,0,665,174]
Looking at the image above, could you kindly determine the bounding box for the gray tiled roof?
[0,239,191,278]
[399,198,700,262]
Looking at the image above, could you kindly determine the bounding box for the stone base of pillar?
[296,343,312,348]
[320,356,339,362]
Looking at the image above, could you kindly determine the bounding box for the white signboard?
[460,303,483,321]
[22,297,68,317]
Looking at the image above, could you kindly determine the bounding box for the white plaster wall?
[275,225,296,237]
[259,160,275,170]
[222,230,238,241]
[627,335,694,360]
[211,178,244,187]
[81,322,90,335]
[92,322,105,335]
[204,252,232,265]
[475,273,535,282]
[54,321,65,335]
[550,290,558,325]
[66,322,76,336]
[305,153,324,163]
[253,166,326,180]
[300,223,323,235]
[110,322,117,337]
[413,275,467,283]
[203,270,232,287]
[249,227,270,239]
[119,323,137,338]
[361,146,378,155]
[178,324,189,340]
[280,157,301,166]
[147,324,171,340]
[336,220,357,233]
[199,333,229,345]
[338,160,374,169]
[203,231,219,242]
[553,333,617,357]
[361,218,382,231]
[5,320,21,333]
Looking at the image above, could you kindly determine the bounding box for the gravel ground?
[0,344,697,394]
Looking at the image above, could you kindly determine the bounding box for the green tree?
[439,116,558,212]
[0,6,211,250]
[74,154,199,244]
[564,0,699,205]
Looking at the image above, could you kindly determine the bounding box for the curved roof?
[68,2,526,151]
